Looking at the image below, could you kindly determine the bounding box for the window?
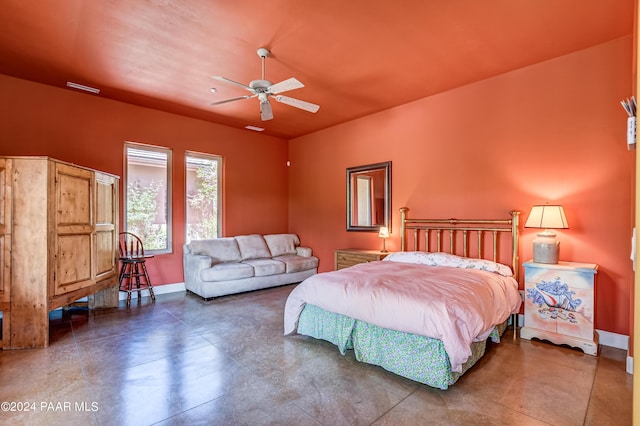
[124,143,172,253]
[185,152,222,243]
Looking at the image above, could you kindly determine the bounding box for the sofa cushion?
[200,262,254,282]
[242,259,286,276]
[264,234,300,257]
[190,238,242,263]
[236,234,272,260]
[274,254,319,273]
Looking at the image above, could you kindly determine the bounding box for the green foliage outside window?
[127,179,167,250]
[187,161,218,242]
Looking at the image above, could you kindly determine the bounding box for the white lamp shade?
[525,205,568,264]
[524,205,568,229]
[378,226,389,238]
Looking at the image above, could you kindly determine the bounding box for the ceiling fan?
[210,48,320,121]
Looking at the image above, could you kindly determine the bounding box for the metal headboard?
[399,207,521,281]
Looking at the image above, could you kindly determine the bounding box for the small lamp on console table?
[524,204,569,264]
[378,226,389,253]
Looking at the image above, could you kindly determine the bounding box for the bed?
[283,208,522,389]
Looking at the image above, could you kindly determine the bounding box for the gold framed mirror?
[346,161,391,232]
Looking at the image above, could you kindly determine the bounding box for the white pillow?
[382,251,438,266]
[189,238,242,263]
[264,234,300,257]
[383,251,513,277]
[235,234,272,260]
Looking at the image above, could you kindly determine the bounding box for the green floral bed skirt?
[297,304,506,390]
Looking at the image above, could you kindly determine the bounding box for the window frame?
[184,150,223,243]
[124,142,173,255]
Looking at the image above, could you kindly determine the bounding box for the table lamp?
[378,226,389,253]
[524,204,568,264]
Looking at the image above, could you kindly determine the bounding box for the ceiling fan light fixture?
[260,98,274,121]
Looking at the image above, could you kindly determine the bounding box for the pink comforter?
[284,260,521,372]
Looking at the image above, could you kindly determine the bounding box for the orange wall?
[289,37,634,336]
[0,74,291,286]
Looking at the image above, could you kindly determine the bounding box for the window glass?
[125,143,172,253]
[185,152,222,243]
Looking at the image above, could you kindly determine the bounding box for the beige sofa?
[183,233,318,299]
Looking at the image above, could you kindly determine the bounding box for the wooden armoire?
[0,156,119,349]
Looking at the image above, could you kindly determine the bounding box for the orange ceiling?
[0,1,633,139]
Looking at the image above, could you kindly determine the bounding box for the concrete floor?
[0,284,632,425]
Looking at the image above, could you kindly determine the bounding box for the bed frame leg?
[511,313,518,339]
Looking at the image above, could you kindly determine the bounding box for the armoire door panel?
[96,231,116,277]
[55,234,93,294]
[54,163,95,295]
[56,163,93,227]
[94,172,118,281]
[96,173,115,225]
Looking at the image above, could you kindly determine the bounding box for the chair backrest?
[119,232,145,257]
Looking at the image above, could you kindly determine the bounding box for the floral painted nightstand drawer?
[520,260,598,355]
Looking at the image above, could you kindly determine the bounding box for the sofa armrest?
[183,252,213,293]
[296,246,313,257]
[185,253,212,269]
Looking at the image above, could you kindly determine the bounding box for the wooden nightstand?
[520,260,599,355]
[334,249,389,270]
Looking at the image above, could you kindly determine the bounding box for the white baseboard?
[598,329,633,375]
[597,329,628,351]
[118,282,185,300]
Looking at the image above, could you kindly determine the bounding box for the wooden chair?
[118,232,155,307]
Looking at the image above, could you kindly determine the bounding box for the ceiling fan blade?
[274,95,320,113]
[268,77,304,94]
[210,94,254,106]
[212,76,253,91]
[260,99,273,121]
